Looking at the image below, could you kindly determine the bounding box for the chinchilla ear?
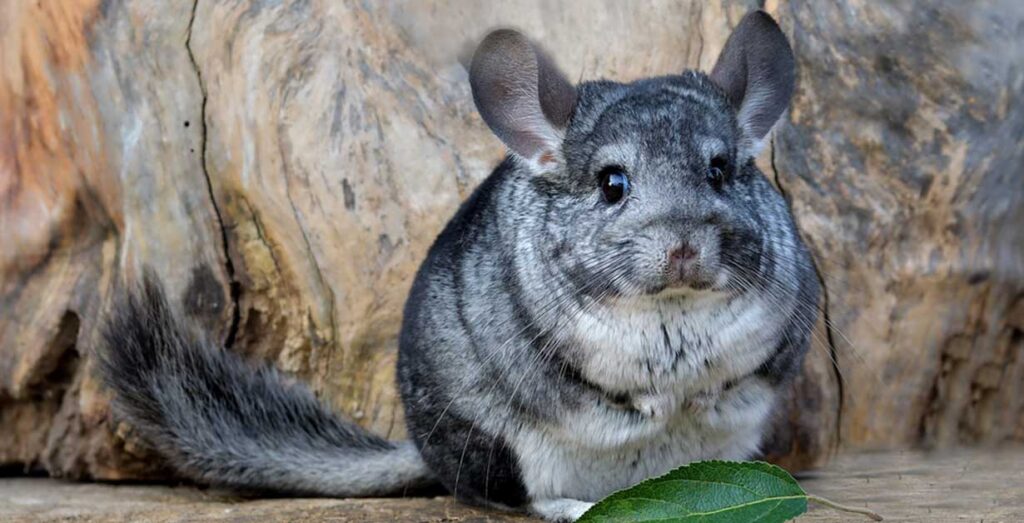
[709,10,795,159]
[470,29,577,172]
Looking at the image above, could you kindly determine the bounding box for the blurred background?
[1,0,1021,488]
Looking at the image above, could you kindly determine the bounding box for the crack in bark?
[187,0,241,349]
[273,121,339,393]
[240,196,283,275]
[287,196,339,393]
[694,2,705,67]
[770,135,845,451]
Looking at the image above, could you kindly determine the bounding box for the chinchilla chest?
[509,295,786,501]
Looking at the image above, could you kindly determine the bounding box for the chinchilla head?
[470,11,799,298]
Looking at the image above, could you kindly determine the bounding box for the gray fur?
[98,276,436,497]
[400,9,817,520]
[98,10,817,523]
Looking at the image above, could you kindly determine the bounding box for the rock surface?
[1,0,1021,481]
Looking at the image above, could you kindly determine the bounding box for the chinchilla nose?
[667,243,699,282]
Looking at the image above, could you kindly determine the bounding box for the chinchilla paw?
[684,390,720,415]
[632,394,677,419]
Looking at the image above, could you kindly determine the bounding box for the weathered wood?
[1,0,1021,483]
[797,447,1024,522]
[1,448,1022,521]
[772,0,1024,448]
[0,0,229,479]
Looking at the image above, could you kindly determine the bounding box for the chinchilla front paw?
[684,389,720,415]
[632,393,678,419]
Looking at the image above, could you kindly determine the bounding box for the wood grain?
[1,448,1022,521]
[1,0,1021,482]
[772,0,1024,448]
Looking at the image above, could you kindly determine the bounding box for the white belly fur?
[515,292,784,501]
[513,377,776,501]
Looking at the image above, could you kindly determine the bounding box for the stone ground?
[1,448,1022,522]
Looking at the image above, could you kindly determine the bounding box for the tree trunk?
[1,0,1021,480]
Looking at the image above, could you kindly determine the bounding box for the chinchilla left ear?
[470,29,577,173]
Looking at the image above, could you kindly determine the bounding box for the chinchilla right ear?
[709,10,796,160]
[470,29,577,173]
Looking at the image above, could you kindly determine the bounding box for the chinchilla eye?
[707,155,730,190]
[599,166,630,204]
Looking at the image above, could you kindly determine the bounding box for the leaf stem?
[807,494,883,521]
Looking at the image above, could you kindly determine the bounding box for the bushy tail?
[97,274,435,496]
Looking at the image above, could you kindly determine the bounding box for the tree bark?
[1,0,1020,480]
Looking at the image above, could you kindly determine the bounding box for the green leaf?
[577,461,808,523]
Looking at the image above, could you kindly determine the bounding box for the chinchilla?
[98,10,819,522]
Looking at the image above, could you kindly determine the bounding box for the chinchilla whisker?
[421,260,633,449]
[465,281,619,477]
[728,261,867,365]
[726,245,849,289]
[727,273,844,376]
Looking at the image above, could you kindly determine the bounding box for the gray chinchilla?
[98,9,818,522]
